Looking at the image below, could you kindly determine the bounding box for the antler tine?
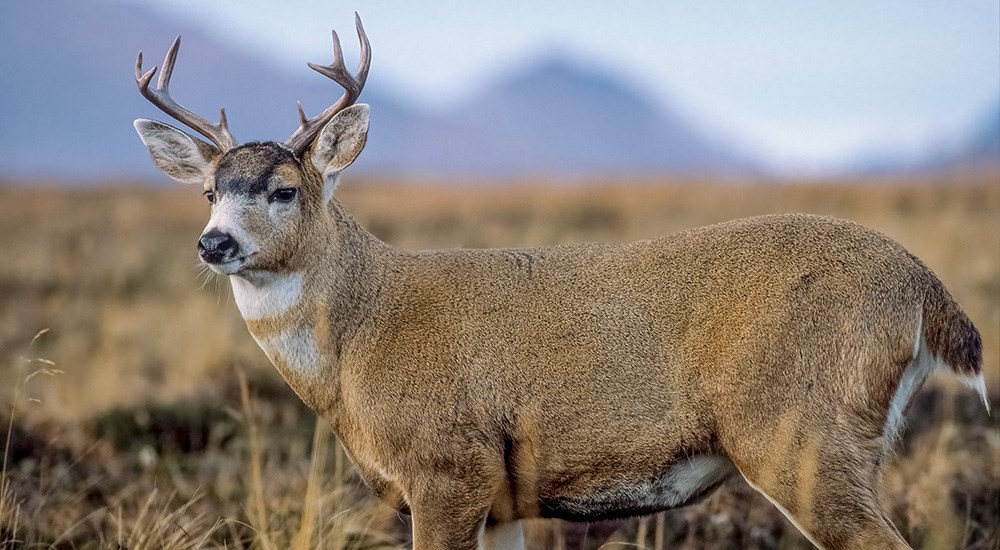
[286,13,371,156]
[309,29,346,80]
[157,36,179,91]
[134,36,237,152]
[355,12,372,87]
[297,102,309,125]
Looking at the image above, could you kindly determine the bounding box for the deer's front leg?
[408,476,495,550]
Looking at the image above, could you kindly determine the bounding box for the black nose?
[198,229,238,263]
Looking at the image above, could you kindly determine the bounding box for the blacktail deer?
[133,15,988,549]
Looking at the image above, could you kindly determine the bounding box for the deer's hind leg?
[727,418,910,549]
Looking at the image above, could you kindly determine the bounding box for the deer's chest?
[231,272,304,320]
[253,327,324,376]
[231,273,325,378]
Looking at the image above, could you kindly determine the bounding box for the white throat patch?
[231,272,322,375]
[231,272,304,320]
[264,327,323,376]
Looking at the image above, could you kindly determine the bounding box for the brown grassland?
[0,176,997,549]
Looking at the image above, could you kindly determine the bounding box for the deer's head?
[133,15,371,277]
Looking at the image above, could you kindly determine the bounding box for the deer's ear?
[310,104,369,200]
[134,119,218,185]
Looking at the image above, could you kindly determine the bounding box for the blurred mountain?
[953,102,1000,167]
[0,0,751,182]
[0,0,414,181]
[852,100,1000,176]
[374,56,754,177]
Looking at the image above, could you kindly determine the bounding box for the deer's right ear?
[134,119,218,185]
[310,104,370,200]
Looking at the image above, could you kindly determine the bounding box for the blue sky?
[121,0,999,173]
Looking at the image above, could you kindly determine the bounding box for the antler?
[285,13,371,156]
[135,37,238,151]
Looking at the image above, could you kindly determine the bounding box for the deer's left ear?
[310,103,369,201]
[134,119,219,185]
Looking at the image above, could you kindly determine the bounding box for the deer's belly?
[538,454,736,522]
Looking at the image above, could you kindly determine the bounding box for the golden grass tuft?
[239,369,276,549]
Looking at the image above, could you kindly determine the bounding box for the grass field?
[0,176,997,548]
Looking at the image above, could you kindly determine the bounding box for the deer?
[132,15,988,550]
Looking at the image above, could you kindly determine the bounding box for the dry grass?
[0,176,997,548]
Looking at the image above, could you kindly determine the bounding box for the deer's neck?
[231,200,396,414]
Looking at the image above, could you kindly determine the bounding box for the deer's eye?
[203,190,216,204]
[270,188,297,203]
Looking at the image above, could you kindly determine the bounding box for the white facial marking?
[231,273,303,320]
[205,195,259,258]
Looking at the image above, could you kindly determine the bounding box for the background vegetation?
[1,177,997,548]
